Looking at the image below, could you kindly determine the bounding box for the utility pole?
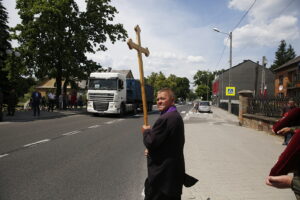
[261,56,267,96]
[228,32,232,113]
[207,70,209,101]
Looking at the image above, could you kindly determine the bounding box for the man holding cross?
[142,88,185,200]
[127,25,197,200]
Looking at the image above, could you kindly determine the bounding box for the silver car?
[198,101,211,113]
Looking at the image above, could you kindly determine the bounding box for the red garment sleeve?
[272,108,300,133]
[269,129,300,176]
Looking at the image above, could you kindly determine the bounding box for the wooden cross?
[127,25,150,126]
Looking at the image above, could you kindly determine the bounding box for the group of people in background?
[29,88,85,116]
[0,86,86,120]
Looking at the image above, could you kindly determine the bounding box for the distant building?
[111,70,134,79]
[36,79,87,96]
[273,56,300,97]
[213,60,275,103]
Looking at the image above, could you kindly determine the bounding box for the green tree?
[0,0,11,95]
[146,72,168,96]
[270,40,296,71]
[171,76,190,100]
[286,44,296,60]
[146,72,190,101]
[195,84,209,100]
[12,0,127,99]
[187,90,197,101]
[193,70,214,100]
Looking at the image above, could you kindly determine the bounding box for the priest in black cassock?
[142,88,197,200]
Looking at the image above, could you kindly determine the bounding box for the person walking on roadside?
[281,98,298,145]
[70,91,77,109]
[31,88,41,116]
[58,93,63,109]
[47,91,55,112]
[142,88,197,200]
[7,89,18,116]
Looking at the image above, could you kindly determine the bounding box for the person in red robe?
[267,107,300,199]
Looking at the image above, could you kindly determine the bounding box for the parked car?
[198,101,211,113]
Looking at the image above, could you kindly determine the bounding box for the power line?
[232,0,257,31]
[215,38,229,69]
[278,0,297,16]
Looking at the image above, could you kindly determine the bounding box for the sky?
[3,0,300,86]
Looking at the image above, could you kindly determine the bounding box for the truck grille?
[93,102,109,111]
[89,93,114,102]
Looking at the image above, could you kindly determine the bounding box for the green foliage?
[146,72,190,101]
[187,90,197,101]
[0,0,12,93]
[193,70,214,100]
[270,40,296,71]
[12,0,128,97]
[195,84,209,100]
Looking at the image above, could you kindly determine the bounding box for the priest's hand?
[277,127,292,135]
[142,125,151,133]
[144,149,149,156]
[266,175,292,188]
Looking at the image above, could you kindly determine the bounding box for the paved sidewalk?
[0,108,87,123]
[182,106,295,200]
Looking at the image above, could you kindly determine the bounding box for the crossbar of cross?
[127,25,150,125]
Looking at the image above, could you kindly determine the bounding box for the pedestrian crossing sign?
[226,87,235,96]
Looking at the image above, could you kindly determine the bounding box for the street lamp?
[213,27,232,113]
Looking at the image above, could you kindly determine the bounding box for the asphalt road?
[0,105,192,200]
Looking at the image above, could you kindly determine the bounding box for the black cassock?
[143,110,197,198]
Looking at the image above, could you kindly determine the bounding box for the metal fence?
[219,102,239,116]
[247,96,300,117]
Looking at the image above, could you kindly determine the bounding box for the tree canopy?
[146,72,190,101]
[270,40,296,71]
[12,0,128,98]
[0,0,11,93]
[193,70,214,100]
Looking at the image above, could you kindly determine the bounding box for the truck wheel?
[120,104,126,117]
[133,105,137,115]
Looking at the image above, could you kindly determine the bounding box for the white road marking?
[23,139,51,147]
[88,125,100,129]
[0,122,12,125]
[105,119,125,124]
[181,111,186,114]
[105,120,115,124]
[62,130,81,136]
[0,154,9,159]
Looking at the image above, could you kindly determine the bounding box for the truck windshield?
[88,78,118,90]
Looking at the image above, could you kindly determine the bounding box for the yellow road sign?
[226,87,235,96]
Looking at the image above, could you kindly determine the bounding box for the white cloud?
[187,56,205,63]
[232,15,300,47]
[228,0,300,48]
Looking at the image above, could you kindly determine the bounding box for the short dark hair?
[157,88,175,99]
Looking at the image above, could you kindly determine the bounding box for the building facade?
[273,56,300,98]
[213,60,275,103]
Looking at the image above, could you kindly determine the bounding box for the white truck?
[87,72,154,115]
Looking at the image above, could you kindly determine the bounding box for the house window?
[279,75,283,85]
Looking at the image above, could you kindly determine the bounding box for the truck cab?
[87,72,126,114]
